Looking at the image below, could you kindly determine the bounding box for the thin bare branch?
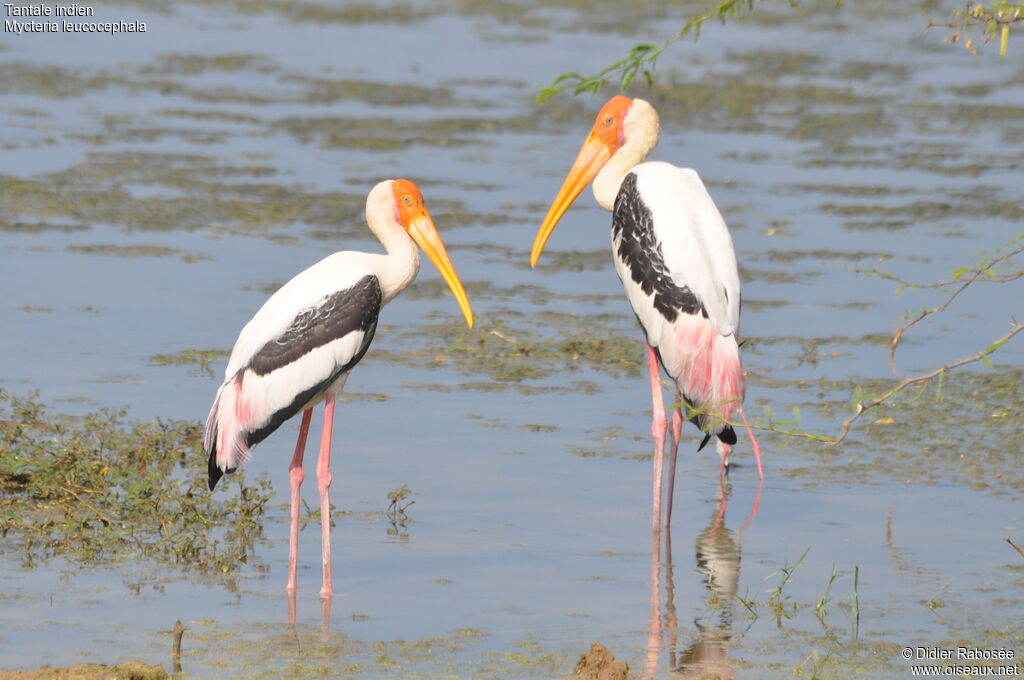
[736,422,833,443]
[889,243,1024,374]
[1006,537,1024,560]
[832,321,1024,446]
[730,320,1023,445]
[864,264,1024,291]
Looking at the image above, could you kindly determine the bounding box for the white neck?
[592,98,661,211]
[365,181,420,304]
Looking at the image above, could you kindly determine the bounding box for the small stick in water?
[172,619,186,674]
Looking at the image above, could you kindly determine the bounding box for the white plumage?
[205,255,377,472]
[631,162,741,336]
[201,178,473,601]
[531,95,761,532]
[224,255,375,378]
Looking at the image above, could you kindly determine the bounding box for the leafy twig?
[539,2,1023,104]
[927,1,1024,56]
[536,0,764,102]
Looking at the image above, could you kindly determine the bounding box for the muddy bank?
[0,662,167,680]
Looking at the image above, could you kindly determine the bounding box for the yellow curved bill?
[407,213,474,328]
[530,134,612,267]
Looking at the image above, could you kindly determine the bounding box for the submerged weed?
[148,348,229,378]
[374,313,643,390]
[0,390,272,578]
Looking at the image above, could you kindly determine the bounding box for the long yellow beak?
[408,213,474,328]
[530,134,612,267]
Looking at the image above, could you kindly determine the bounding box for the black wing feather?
[248,276,382,377]
[207,275,382,491]
[244,275,382,447]
[612,172,707,324]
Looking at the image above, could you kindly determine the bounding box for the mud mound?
[563,641,629,680]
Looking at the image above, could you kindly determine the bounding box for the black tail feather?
[207,445,235,491]
[207,447,223,491]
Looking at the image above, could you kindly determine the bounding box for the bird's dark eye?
[402,195,412,205]
[604,115,615,126]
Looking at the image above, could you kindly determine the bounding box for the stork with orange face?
[531,96,762,531]
[203,179,473,599]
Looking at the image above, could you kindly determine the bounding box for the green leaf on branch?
[535,0,764,102]
[539,2,1024,102]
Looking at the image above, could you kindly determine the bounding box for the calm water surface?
[1,0,1022,677]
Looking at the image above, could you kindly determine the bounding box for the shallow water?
[1,0,1022,677]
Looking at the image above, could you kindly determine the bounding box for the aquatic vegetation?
[1,661,171,679]
[161,622,564,680]
[762,366,1024,493]
[1,0,1021,676]
[147,348,230,376]
[66,243,210,262]
[0,156,367,237]
[386,484,415,526]
[0,391,273,578]
[372,312,644,388]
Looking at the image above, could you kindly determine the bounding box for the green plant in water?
[815,563,838,624]
[795,647,834,680]
[765,546,810,622]
[149,347,230,378]
[736,586,760,618]
[851,565,860,639]
[386,483,415,525]
[0,390,273,579]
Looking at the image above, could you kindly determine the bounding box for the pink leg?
[663,392,683,530]
[644,530,662,679]
[647,342,667,534]
[739,408,763,481]
[746,476,764,526]
[317,396,336,599]
[321,596,332,637]
[286,409,313,597]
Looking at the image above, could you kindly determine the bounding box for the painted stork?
[203,179,473,598]
[530,95,761,532]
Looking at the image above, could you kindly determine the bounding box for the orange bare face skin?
[590,94,632,153]
[389,178,474,328]
[391,178,425,229]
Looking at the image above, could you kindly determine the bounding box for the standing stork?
[530,96,761,532]
[204,179,473,599]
